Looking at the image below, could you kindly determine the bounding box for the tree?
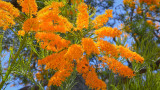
[108,0,160,89]
[0,0,159,90]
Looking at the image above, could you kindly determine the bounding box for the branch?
[153,30,160,39]
[0,34,27,89]
[139,60,160,74]
[146,17,160,22]
[127,59,132,69]
[132,35,139,46]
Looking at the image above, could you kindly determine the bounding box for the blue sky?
[1,51,24,90]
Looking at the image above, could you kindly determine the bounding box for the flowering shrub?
[0,0,146,90]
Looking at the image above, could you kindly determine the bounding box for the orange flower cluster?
[38,15,73,33]
[105,9,113,18]
[37,1,64,16]
[65,44,83,61]
[1,0,146,89]
[138,0,159,14]
[0,1,19,17]
[49,62,73,86]
[92,9,113,29]
[15,1,144,89]
[149,5,156,11]
[137,6,142,14]
[19,0,37,15]
[146,20,154,25]
[139,0,160,6]
[38,40,105,89]
[102,57,135,78]
[38,50,74,86]
[118,45,144,63]
[38,50,67,68]
[81,38,100,55]
[84,67,106,90]
[95,27,122,38]
[36,2,73,33]
[123,0,135,8]
[70,0,84,5]
[36,72,43,81]
[24,1,145,89]
[18,30,25,36]
[22,18,39,32]
[0,1,19,30]
[76,56,90,74]
[97,40,118,57]
[48,68,73,86]
[35,32,70,52]
[77,57,106,90]
[146,12,151,17]
[21,1,73,52]
[36,4,77,86]
[123,0,159,19]
[37,2,62,16]
[76,3,89,30]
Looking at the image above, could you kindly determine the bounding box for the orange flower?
[92,11,111,29]
[0,10,14,30]
[103,57,135,78]
[18,30,25,36]
[65,44,83,61]
[37,1,63,17]
[97,40,119,57]
[36,72,43,81]
[76,3,89,30]
[146,20,154,25]
[137,6,142,14]
[48,68,73,86]
[56,15,73,32]
[70,0,84,5]
[38,50,67,69]
[105,9,113,18]
[139,0,159,6]
[37,11,60,23]
[149,5,156,11]
[76,56,90,74]
[37,2,72,33]
[0,1,19,17]
[0,1,19,30]
[118,45,144,63]
[21,0,37,15]
[41,50,74,87]
[146,12,151,17]
[92,11,111,26]
[35,32,70,52]
[22,18,39,32]
[123,0,135,8]
[95,27,122,38]
[77,56,106,90]
[38,15,73,33]
[83,67,106,90]
[81,38,100,55]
